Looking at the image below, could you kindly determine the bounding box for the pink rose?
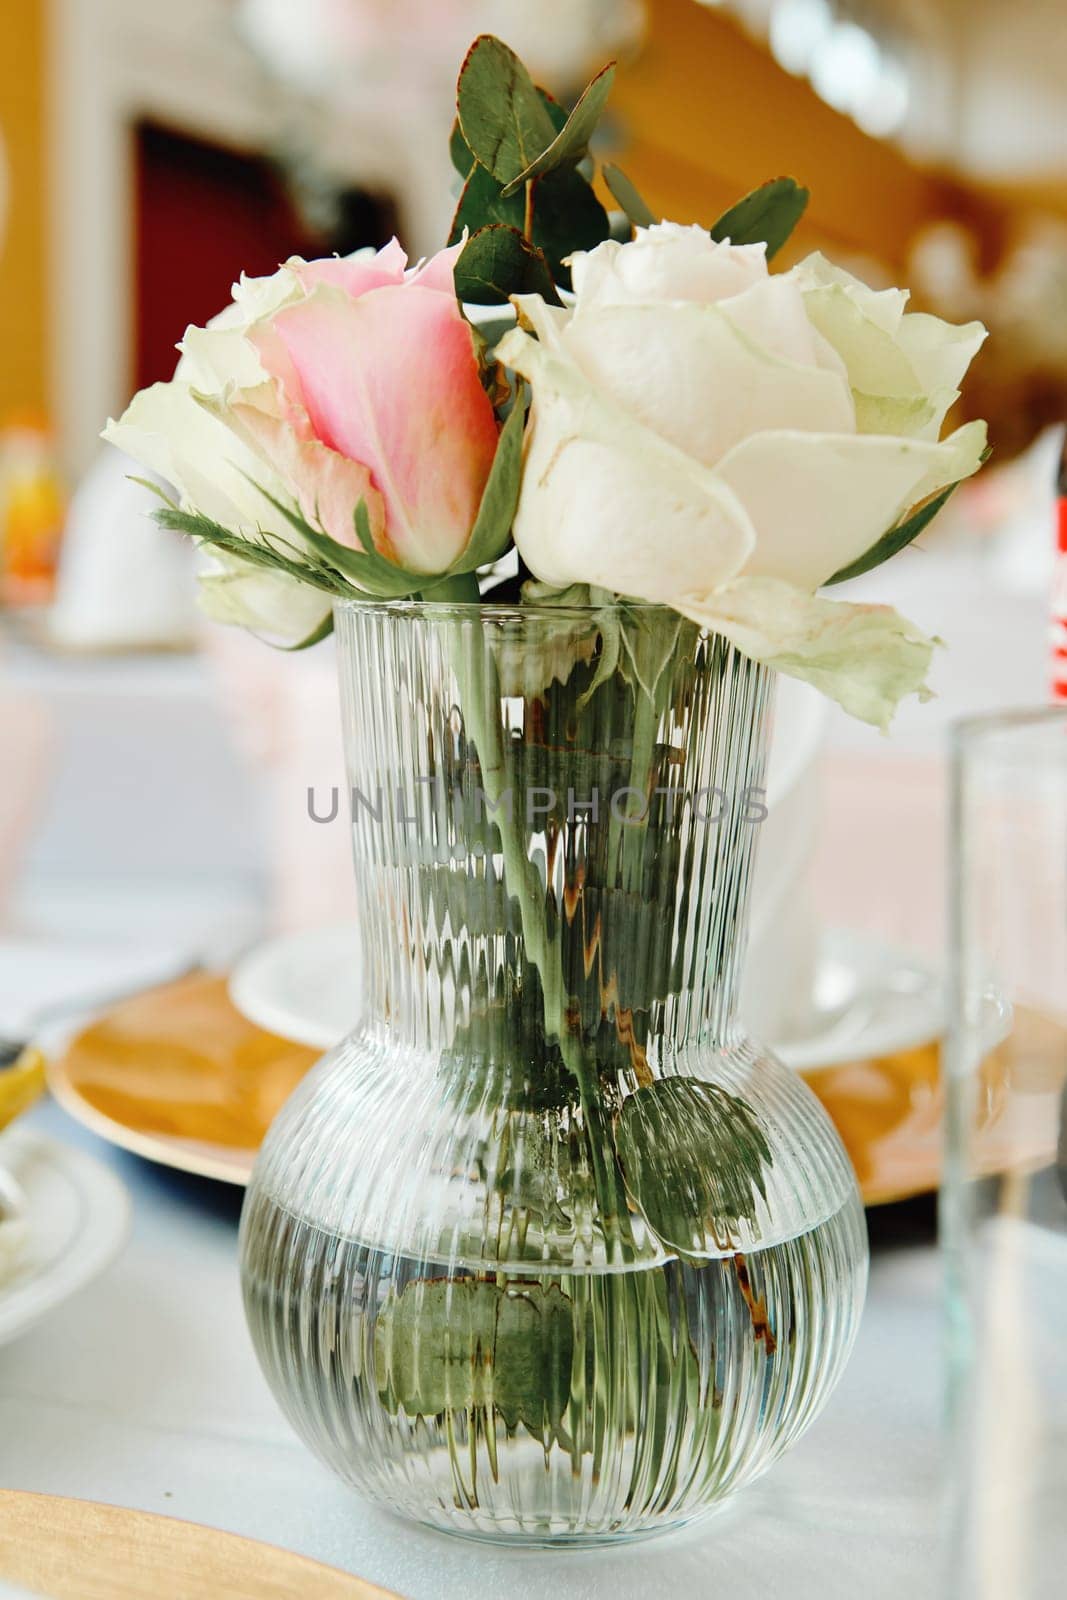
[113,239,501,579]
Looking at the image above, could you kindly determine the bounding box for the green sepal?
[151,507,349,597]
[125,474,178,509]
[456,35,558,186]
[826,447,992,586]
[710,176,809,260]
[453,225,561,307]
[499,62,616,196]
[245,481,424,598]
[451,389,528,573]
[602,164,656,229]
[280,610,335,651]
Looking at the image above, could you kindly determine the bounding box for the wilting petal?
[197,552,332,647]
[561,299,855,470]
[259,284,499,573]
[718,421,988,589]
[678,577,937,730]
[498,327,755,598]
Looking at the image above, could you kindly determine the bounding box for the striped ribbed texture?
[240,602,867,1543]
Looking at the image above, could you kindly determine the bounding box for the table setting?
[2,24,1066,1599]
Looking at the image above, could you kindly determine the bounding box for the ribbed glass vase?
[240,599,867,1545]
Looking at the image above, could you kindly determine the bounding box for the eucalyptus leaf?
[616,1078,773,1255]
[453,225,560,307]
[500,62,616,196]
[826,454,990,585]
[710,176,809,260]
[448,163,525,247]
[531,165,612,282]
[449,118,475,180]
[374,1276,574,1431]
[603,164,656,229]
[457,35,557,186]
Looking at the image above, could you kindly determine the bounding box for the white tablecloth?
[2,1100,942,1600]
[0,544,1052,1595]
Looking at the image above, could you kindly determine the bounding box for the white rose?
[497,223,988,727]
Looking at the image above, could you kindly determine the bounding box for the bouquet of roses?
[106,34,987,732]
[104,37,991,1537]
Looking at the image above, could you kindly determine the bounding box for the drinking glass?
[944,708,1067,1596]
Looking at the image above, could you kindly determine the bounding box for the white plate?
[0,1129,131,1347]
[230,922,944,1073]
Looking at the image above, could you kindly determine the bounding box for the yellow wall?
[609,0,963,271]
[0,0,47,422]
[0,0,48,421]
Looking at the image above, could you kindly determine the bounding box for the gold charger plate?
[0,1489,399,1599]
[45,973,1062,1205]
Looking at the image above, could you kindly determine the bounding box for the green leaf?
[825,448,991,585]
[710,176,809,260]
[456,34,557,186]
[531,164,611,283]
[449,118,475,180]
[452,388,527,572]
[450,163,610,289]
[615,1078,773,1255]
[374,1276,575,1431]
[448,162,525,246]
[602,163,656,229]
[500,62,616,196]
[453,225,560,307]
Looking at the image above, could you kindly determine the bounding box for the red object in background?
[134,121,316,390]
[133,122,395,392]
[134,123,317,392]
[1052,433,1067,700]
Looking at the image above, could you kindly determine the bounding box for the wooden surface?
[0,1491,400,1600]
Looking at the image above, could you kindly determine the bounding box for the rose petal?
[678,577,937,730]
[498,326,755,598]
[103,382,295,533]
[258,284,499,573]
[200,383,387,554]
[569,224,768,310]
[292,238,409,297]
[717,421,988,589]
[561,298,855,469]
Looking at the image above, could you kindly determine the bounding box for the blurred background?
[1,0,1065,966]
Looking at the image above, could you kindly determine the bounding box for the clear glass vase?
[240,599,868,1545]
